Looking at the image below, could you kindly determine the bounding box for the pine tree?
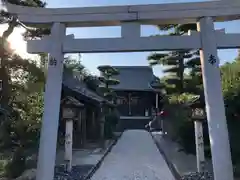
[148,50,190,93]
[97,65,120,102]
[97,65,120,139]
[148,24,202,94]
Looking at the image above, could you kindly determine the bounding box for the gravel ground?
[54,165,93,180]
[152,133,213,175]
[91,130,175,180]
[180,171,213,180]
[152,133,214,180]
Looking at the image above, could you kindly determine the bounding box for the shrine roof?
[62,70,113,106]
[110,66,156,91]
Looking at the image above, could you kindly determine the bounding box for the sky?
[1,0,240,77]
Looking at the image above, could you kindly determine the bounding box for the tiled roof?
[62,71,107,103]
[110,66,156,91]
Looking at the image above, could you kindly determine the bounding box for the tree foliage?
[148,24,202,94]
[97,65,120,139]
[97,65,120,101]
[166,55,240,177]
[64,56,102,93]
[0,0,50,113]
[221,59,240,170]
[0,51,101,178]
[0,0,50,177]
[0,54,45,178]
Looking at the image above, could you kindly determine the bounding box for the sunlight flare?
[0,25,33,58]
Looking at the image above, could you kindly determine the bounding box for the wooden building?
[60,70,112,149]
[111,66,161,117]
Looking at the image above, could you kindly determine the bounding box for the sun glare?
[8,28,28,56]
[0,25,32,58]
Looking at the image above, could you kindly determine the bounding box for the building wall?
[115,90,156,117]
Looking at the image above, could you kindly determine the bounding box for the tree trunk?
[177,58,185,93]
[0,66,10,109]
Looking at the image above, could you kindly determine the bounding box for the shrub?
[104,109,120,139]
[4,147,26,178]
[165,93,194,140]
[166,93,211,156]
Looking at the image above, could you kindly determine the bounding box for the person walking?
[157,108,167,134]
[145,116,158,132]
[145,107,160,132]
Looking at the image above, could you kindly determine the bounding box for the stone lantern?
[62,96,84,172]
[188,94,206,173]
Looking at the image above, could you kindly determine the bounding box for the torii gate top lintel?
[3,0,240,27]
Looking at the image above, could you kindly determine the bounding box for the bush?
[104,109,120,139]
[0,160,7,176]
[4,147,26,178]
[177,121,195,154]
[165,93,194,140]
[166,93,211,157]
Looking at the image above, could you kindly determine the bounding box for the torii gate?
[3,1,240,180]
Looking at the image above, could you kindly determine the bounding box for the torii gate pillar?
[36,23,66,180]
[198,17,234,180]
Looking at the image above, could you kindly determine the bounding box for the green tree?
[0,0,49,110]
[97,65,120,139]
[0,54,45,178]
[64,55,87,74]
[0,0,49,177]
[148,24,202,94]
[148,50,188,93]
[97,65,120,101]
[64,55,101,93]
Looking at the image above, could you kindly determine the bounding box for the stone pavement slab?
[91,130,175,180]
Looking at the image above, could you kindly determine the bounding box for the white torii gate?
[3,1,240,180]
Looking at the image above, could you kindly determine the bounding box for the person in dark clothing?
[146,107,167,133]
[145,107,161,132]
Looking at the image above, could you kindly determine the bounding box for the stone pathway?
[91,130,175,180]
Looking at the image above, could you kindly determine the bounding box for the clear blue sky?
[46,0,240,77]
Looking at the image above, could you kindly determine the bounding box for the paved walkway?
[91,130,175,180]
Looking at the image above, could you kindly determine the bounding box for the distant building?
[110,66,162,118]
